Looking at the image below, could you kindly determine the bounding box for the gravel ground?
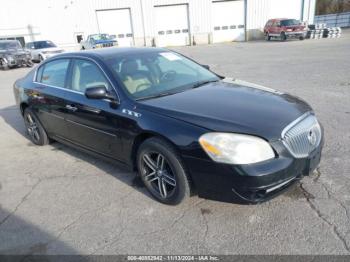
[0,31,349,255]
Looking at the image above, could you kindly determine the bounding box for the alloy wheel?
[25,113,40,142]
[141,152,177,199]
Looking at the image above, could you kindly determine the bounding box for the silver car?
[25,40,64,62]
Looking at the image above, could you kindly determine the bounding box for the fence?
[314,12,350,28]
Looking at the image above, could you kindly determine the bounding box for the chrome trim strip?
[66,119,117,137]
[266,177,295,193]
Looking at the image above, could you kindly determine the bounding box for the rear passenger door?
[63,58,122,159]
[31,58,71,138]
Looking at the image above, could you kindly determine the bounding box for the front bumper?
[285,31,307,38]
[1,56,30,67]
[183,137,323,204]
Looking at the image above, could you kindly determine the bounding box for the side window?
[71,59,110,93]
[40,59,70,88]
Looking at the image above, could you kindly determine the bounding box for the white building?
[0,0,316,49]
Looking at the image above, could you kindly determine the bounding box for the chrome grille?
[281,113,322,158]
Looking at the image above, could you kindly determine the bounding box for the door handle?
[66,104,78,112]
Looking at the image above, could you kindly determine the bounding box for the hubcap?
[141,152,177,199]
[25,113,40,142]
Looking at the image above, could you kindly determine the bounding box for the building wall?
[0,0,315,48]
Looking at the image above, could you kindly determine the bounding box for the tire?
[299,36,304,41]
[137,137,191,205]
[26,60,34,67]
[23,107,49,146]
[280,32,287,41]
[0,59,9,70]
[265,32,271,41]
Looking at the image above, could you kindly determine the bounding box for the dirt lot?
[0,32,350,255]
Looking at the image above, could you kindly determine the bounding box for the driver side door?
[63,58,123,159]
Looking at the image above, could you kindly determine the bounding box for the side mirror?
[85,86,118,102]
[202,64,210,70]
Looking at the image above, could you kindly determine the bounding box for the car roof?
[0,40,19,43]
[56,47,168,60]
[269,18,296,21]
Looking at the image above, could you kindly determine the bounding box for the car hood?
[138,79,312,141]
[283,25,305,30]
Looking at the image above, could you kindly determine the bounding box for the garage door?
[212,0,245,43]
[96,9,134,47]
[268,0,302,20]
[155,5,190,47]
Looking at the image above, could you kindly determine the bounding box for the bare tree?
[316,0,350,15]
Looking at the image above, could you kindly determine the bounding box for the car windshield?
[91,34,110,41]
[0,41,22,50]
[33,41,57,49]
[106,51,220,100]
[281,19,300,26]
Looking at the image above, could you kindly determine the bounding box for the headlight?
[199,133,275,165]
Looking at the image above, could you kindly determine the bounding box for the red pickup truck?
[264,18,306,41]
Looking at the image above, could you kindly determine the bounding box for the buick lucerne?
[13,48,323,204]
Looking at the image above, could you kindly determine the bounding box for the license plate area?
[304,148,322,175]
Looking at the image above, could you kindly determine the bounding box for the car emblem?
[307,129,317,146]
[122,109,142,118]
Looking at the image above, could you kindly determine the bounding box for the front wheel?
[280,32,287,41]
[23,107,49,146]
[265,32,271,41]
[137,138,191,205]
[299,36,305,40]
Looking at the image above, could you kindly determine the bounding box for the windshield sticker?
[160,52,182,61]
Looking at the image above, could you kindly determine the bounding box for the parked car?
[13,48,323,205]
[0,40,33,70]
[25,40,65,62]
[264,18,306,41]
[80,34,118,50]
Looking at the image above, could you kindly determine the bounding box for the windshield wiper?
[136,91,178,101]
[191,79,219,89]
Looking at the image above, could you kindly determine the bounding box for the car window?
[71,59,110,93]
[281,19,300,26]
[33,41,57,49]
[40,59,70,88]
[106,51,219,100]
[25,42,34,49]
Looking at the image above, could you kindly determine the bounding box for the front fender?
[119,107,210,166]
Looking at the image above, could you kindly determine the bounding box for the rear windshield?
[281,19,300,26]
[0,41,22,50]
[33,41,57,49]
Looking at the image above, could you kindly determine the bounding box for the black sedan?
[13,48,323,205]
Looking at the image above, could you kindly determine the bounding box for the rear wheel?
[0,59,9,70]
[23,107,49,146]
[299,36,304,40]
[137,138,191,205]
